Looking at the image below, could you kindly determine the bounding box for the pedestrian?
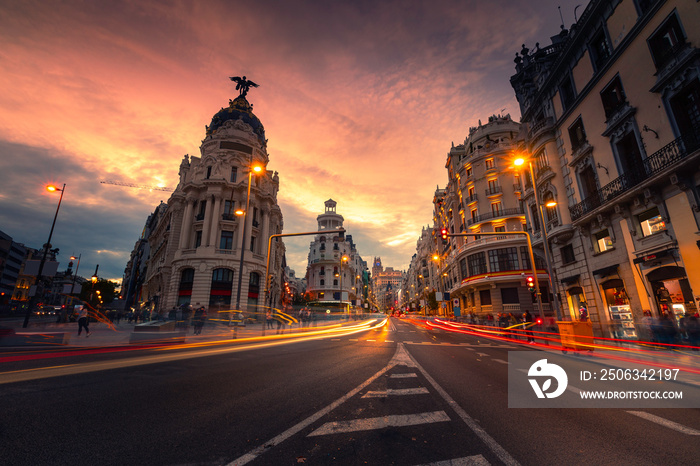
[579,303,589,322]
[523,310,534,343]
[266,310,273,329]
[276,313,283,334]
[77,306,90,337]
[193,306,205,334]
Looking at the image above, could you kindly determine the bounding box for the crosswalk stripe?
[363,387,429,398]
[308,411,451,436]
[416,454,491,466]
[390,373,418,378]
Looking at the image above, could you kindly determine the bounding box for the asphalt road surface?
[0,317,698,465]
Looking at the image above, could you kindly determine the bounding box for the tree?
[79,278,117,308]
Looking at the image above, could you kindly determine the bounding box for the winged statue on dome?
[230,76,259,97]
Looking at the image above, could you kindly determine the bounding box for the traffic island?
[0,327,70,346]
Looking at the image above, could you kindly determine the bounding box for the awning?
[592,264,618,277]
[560,274,580,285]
[633,249,674,264]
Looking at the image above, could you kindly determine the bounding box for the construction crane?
[100,180,173,192]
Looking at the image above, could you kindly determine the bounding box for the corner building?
[138,93,284,317]
[510,0,700,337]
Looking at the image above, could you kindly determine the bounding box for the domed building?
[128,85,285,319]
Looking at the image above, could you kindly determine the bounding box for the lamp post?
[23,183,66,328]
[234,162,265,322]
[514,157,562,320]
[337,255,349,317]
[62,254,81,322]
[432,253,445,316]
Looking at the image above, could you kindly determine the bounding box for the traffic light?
[536,317,543,326]
[526,276,536,294]
[440,228,449,245]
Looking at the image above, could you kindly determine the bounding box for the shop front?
[646,265,697,327]
[599,278,637,339]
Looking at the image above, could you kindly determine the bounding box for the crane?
[100,180,173,192]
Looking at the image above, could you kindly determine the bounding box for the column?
[209,196,222,247]
[179,199,195,249]
[261,208,270,257]
[202,196,214,247]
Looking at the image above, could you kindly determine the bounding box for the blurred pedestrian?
[77,307,90,337]
[266,310,274,329]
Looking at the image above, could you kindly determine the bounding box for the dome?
[206,95,266,144]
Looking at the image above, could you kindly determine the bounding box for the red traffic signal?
[536,317,543,325]
[526,276,536,293]
[440,228,449,244]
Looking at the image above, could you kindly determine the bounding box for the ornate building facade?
[305,200,367,308]
[130,86,285,318]
[511,0,700,337]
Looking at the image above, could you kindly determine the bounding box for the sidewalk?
[0,317,355,348]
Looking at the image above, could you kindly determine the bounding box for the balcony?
[570,130,700,221]
[221,213,237,221]
[485,186,503,196]
[466,194,478,203]
[195,213,205,221]
[467,207,524,226]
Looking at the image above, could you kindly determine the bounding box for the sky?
[0,0,588,284]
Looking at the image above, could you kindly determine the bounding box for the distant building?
[371,257,404,312]
[0,230,26,306]
[305,200,367,308]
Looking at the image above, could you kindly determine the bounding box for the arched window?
[209,268,234,308]
[178,268,195,306]
[320,279,325,286]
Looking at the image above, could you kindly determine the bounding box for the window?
[500,288,520,305]
[495,226,505,233]
[467,252,487,276]
[320,279,325,286]
[466,166,473,177]
[568,118,587,152]
[230,167,238,183]
[491,202,502,216]
[544,193,558,224]
[594,229,613,253]
[601,76,627,119]
[560,75,576,110]
[485,159,495,170]
[530,204,540,231]
[468,186,476,201]
[219,231,233,250]
[459,258,468,280]
[223,200,235,219]
[333,279,338,286]
[561,244,576,264]
[206,166,212,179]
[648,12,686,69]
[209,268,234,307]
[194,231,202,248]
[471,209,478,222]
[487,179,500,194]
[177,268,195,306]
[639,207,666,237]
[480,289,492,306]
[320,266,325,276]
[589,29,611,71]
[488,247,519,272]
[250,236,256,252]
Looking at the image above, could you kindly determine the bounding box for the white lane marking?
[362,387,430,398]
[416,454,491,466]
[476,353,490,357]
[493,359,509,365]
[385,340,395,343]
[466,348,476,351]
[366,339,376,342]
[390,373,418,379]
[231,342,415,465]
[408,346,521,466]
[308,411,450,436]
[627,411,700,435]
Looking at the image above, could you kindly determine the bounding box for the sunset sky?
[0,0,588,283]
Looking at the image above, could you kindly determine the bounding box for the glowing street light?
[234,161,266,319]
[23,183,66,328]
[514,155,561,320]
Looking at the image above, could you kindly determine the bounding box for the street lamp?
[62,254,81,322]
[234,161,265,321]
[23,183,66,328]
[514,156,562,320]
[337,255,349,316]
[432,253,445,316]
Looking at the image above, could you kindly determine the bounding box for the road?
[0,317,698,465]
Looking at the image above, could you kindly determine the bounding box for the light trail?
[0,318,388,385]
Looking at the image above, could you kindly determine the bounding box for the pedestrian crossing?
[231,343,517,465]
